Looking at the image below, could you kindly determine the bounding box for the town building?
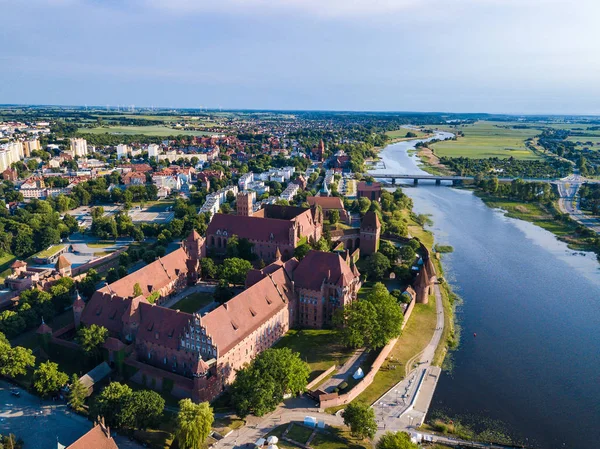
[357,181,382,202]
[148,143,160,158]
[69,138,88,158]
[116,144,129,160]
[65,418,119,449]
[23,139,40,157]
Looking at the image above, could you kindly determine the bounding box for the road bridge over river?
[373,173,564,186]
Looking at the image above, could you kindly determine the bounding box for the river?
[370,134,600,449]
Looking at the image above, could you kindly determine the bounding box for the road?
[556,173,600,233]
[0,380,144,448]
[373,282,444,435]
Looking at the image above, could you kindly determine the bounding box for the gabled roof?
[97,248,189,299]
[207,214,294,244]
[66,423,119,449]
[307,196,345,210]
[81,293,145,335]
[201,267,295,354]
[136,303,193,350]
[11,260,27,269]
[79,362,112,390]
[292,250,358,291]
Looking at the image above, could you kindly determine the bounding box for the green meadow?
[430,121,541,159]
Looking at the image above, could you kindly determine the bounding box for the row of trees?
[477,177,555,203]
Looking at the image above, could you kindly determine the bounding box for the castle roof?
[81,293,148,335]
[11,260,27,269]
[95,247,189,299]
[416,264,430,289]
[201,267,295,354]
[357,181,382,192]
[307,196,345,210]
[36,319,52,334]
[207,214,294,244]
[56,255,71,270]
[361,211,380,230]
[136,303,193,350]
[187,229,201,242]
[292,250,358,291]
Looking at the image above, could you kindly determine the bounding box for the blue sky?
[1,0,599,114]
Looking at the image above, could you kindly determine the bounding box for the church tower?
[359,211,381,256]
[236,192,253,216]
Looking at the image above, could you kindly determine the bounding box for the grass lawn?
[273,329,354,381]
[266,425,370,449]
[212,416,245,436]
[34,244,67,259]
[430,121,541,159]
[0,253,16,281]
[169,292,214,313]
[78,125,211,136]
[286,424,314,445]
[340,300,437,409]
[266,425,299,449]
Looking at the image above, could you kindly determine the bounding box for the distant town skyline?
[2,0,600,114]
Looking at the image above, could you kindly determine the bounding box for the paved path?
[373,282,445,436]
[556,173,600,233]
[319,348,366,393]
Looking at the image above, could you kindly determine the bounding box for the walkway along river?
[370,134,600,449]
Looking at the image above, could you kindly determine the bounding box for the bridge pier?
[391,178,396,185]
[435,179,441,186]
[413,178,419,186]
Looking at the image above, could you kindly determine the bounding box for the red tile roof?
[207,214,294,245]
[202,267,295,354]
[11,260,27,269]
[136,303,193,350]
[292,250,357,291]
[56,255,71,269]
[66,423,119,449]
[357,181,382,192]
[98,248,189,299]
[361,211,380,229]
[307,196,345,210]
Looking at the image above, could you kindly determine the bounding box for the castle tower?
[55,255,72,277]
[236,192,253,216]
[73,290,85,328]
[184,229,204,260]
[36,317,52,352]
[359,211,381,256]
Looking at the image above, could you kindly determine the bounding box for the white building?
[238,172,254,190]
[69,138,88,157]
[280,183,299,202]
[23,139,40,157]
[148,144,160,158]
[116,144,130,160]
[0,142,24,172]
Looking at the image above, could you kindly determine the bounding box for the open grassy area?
[266,424,370,449]
[430,121,541,159]
[34,244,67,259]
[78,125,211,136]
[169,292,214,313]
[386,128,429,140]
[286,424,314,445]
[273,329,354,381]
[0,253,16,281]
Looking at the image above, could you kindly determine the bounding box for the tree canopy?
[230,348,309,418]
[342,402,377,439]
[175,399,214,449]
[377,431,419,449]
[33,361,68,397]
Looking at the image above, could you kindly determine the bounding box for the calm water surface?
[371,136,600,449]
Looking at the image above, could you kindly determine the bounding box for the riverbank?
[475,192,600,258]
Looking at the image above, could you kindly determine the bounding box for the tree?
[201,258,218,279]
[175,399,214,449]
[342,402,377,439]
[33,361,68,397]
[377,431,419,449]
[0,332,35,378]
[231,348,309,418]
[399,246,416,264]
[77,324,108,360]
[329,209,340,225]
[127,390,165,430]
[379,240,398,262]
[365,283,403,348]
[92,382,133,428]
[68,373,88,412]
[220,258,253,285]
[225,235,239,258]
[294,243,311,260]
[365,252,391,280]
[335,300,377,348]
[133,283,143,297]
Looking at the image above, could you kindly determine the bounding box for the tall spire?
[275,247,282,261]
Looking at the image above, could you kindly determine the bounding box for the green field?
[431,121,541,159]
[78,125,212,136]
[386,128,429,139]
[273,329,354,381]
[169,292,214,314]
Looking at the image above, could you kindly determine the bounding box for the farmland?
[430,121,541,159]
[77,125,212,136]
